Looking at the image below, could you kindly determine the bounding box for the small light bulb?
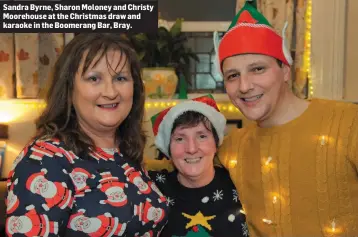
[229,160,237,168]
[265,156,272,166]
[331,219,336,232]
[262,219,273,225]
[320,136,327,145]
[273,196,277,204]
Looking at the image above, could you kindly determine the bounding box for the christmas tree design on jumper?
[173,225,211,237]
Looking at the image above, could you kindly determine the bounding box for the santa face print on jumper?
[134,199,166,227]
[97,171,128,207]
[148,206,164,223]
[105,186,127,203]
[26,169,74,211]
[72,216,97,233]
[134,176,149,192]
[8,215,32,235]
[67,167,95,195]
[68,209,127,236]
[122,163,151,194]
[33,176,51,196]
[6,205,59,237]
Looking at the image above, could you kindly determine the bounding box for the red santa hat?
[99,172,119,183]
[151,94,226,158]
[122,163,135,176]
[71,167,95,179]
[214,0,293,74]
[26,168,47,193]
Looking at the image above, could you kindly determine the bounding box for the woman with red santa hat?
[147,95,249,237]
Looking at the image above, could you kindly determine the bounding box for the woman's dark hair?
[35,33,146,163]
[168,111,219,157]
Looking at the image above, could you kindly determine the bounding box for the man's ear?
[282,64,291,82]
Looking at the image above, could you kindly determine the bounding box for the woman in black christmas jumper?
[148,95,249,237]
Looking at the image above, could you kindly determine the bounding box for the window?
[184,32,225,93]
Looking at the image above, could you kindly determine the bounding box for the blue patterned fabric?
[5,139,169,237]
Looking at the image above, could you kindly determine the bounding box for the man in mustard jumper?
[216,0,358,236]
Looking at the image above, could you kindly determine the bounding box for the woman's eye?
[88,76,98,82]
[116,76,127,81]
[174,137,183,142]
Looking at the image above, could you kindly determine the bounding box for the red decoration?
[152,107,171,136]
[0,50,9,62]
[192,226,199,232]
[17,49,29,60]
[151,95,220,136]
[237,10,258,24]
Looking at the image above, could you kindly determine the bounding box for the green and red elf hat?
[213,0,293,73]
[151,95,227,158]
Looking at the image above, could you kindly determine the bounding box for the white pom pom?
[201,196,209,203]
[228,214,236,222]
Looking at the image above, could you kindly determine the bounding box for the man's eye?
[227,73,240,80]
[253,67,265,73]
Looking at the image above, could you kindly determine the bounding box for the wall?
[0,100,43,179]
[344,0,358,101]
[0,94,248,178]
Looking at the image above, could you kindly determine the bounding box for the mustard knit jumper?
[218,99,358,237]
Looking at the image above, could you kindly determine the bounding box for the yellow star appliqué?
[182,211,216,231]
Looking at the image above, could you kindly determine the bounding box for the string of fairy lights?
[0,100,241,123]
[0,101,240,112]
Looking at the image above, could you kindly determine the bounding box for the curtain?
[0,34,14,99]
[236,0,308,98]
[0,33,74,99]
